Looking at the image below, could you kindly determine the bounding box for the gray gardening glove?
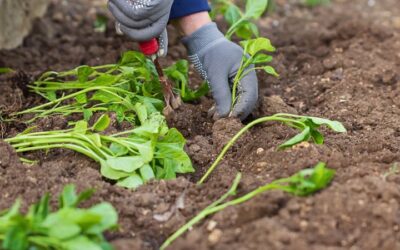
[182,23,258,120]
[108,0,173,57]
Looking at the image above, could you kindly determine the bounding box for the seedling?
[6,113,194,189]
[232,37,278,109]
[211,0,269,40]
[199,113,346,184]
[0,184,117,250]
[161,162,335,249]
[14,51,206,124]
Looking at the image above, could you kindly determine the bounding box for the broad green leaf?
[62,236,102,250]
[74,121,88,134]
[91,90,121,103]
[75,93,87,104]
[262,66,279,77]
[116,174,144,189]
[127,140,154,163]
[140,164,155,182]
[83,109,93,121]
[109,143,129,157]
[252,54,273,64]
[240,37,275,56]
[160,128,186,146]
[88,134,102,148]
[245,0,269,19]
[224,5,242,25]
[100,161,131,180]
[60,185,78,208]
[307,117,347,133]
[163,159,177,180]
[134,103,148,125]
[77,66,95,83]
[47,222,81,240]
[87,203,118,234]
[105,156,144,173]
[119,51,146,66]
[92,74,119,86]
[279,127,311,149]
[235,22,254,40]
[156,143,194,174]
[93,114,110,132]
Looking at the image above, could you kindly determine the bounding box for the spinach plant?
[6,113,194,189]
[161,162,335,249]
[0,184,117,250]
[210,0,269,40]
[15,51,207,124]
[199,113,346,184]
[232,37,278,109]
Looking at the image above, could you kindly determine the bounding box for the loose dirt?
[1,0,400,249]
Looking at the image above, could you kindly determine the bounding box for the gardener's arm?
[108,0,258,120]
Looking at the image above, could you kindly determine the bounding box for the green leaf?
[100,161,131,180]
[116,175,144,189]
[262,66,279,77]
[93,114,110,132]
[83,109,94,121]
[105,156,144,173]
[156,143,194,174]
[45,91,57,101]
[87,203,118,234]
[77,66,95,83]
[2,225,29,250]
[119,51,146,66]
[224,5,242,25]
[140,164,155,182]
[307,117,347,133]
[279,127,311,149]
[94,14,108,33]
[59,185,94,208]
[75,93,88,104]
[47,222,82,240]
[245,0,269,19]
[74,121,88,134]
[62,236,103,250]
[240,37,276,56]
[109,143,129,157]
[92,74,119,86]
[91,90,121,103]
[252,54,273,64]
[310,128,324,144]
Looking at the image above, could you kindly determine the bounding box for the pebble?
[207,220,218,231]
[208,229,223,245]
[256,148,265,155]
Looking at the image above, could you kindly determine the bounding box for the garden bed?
[1,0,400,249]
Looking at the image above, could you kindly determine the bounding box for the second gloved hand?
[108,0,173,56]
[182,23,258,120]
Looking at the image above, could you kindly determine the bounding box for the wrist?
[177,11,212,36]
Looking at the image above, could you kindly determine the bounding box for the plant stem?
[197,115,304,184]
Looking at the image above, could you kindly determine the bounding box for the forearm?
[177,12,212,36]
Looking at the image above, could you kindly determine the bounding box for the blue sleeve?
[170,0,211,20]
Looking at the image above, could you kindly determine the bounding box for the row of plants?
[1,0,340,249]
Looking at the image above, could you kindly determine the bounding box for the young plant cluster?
[211,0,270,40]
[5,112,193,189]
[15,51,207,124]
[0,185,117,250]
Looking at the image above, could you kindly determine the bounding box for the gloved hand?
[108,0,174,57]
[182,23,258,120]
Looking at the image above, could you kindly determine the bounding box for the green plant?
[210,0,269,40]
[199,113,346,184]
[232,37,278,108]
[14,51,207,124]
[0,184,117,250]
[6,112,194,189]
[94,14,108,33]
[161,162,334,249]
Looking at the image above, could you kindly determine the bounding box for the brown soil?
[1,0,400,249]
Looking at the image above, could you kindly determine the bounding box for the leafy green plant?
[94,14,108,33]
[0,184,117,250]
[5,113,194,189]
[161,162,335,249]
[232,37,278,108]
[14,51,207,124]
[210,0,269,40]
[199,113,346,184]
